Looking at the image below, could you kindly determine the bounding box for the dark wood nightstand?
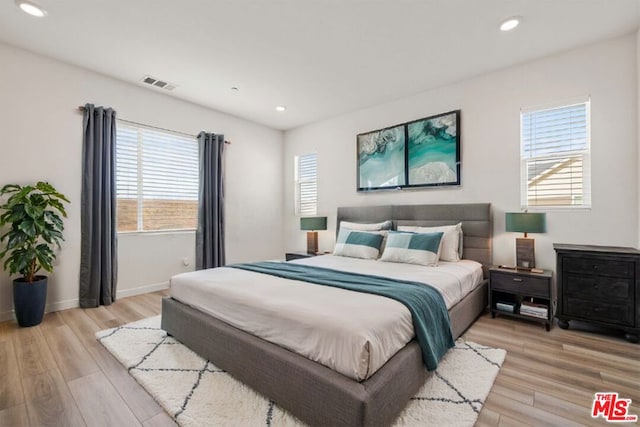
[489,267,554,331]
[285,252,316,261]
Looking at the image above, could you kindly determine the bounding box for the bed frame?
[162,203,492,426]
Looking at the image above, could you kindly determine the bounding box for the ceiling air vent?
[140,75,178,91]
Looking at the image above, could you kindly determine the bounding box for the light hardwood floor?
[0,290,638,426]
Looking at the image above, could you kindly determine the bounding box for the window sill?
[522,205,592,212]
[117,229,196,237]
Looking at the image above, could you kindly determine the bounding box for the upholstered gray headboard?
[336,203,492,278]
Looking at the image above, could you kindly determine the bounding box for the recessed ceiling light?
[500,16,521,32]
[275,106,286,112]
[15,0,47,17]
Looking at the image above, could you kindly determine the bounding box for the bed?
[162,203,492,426]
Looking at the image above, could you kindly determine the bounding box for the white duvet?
[169,255,483,381]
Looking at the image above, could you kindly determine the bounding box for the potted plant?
[0,182,69,327]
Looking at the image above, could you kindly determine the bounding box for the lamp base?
[306,231,318,255]
[515,237,536,269]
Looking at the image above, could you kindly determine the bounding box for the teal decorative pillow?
[379,231,444,266]
[333,230,384,260]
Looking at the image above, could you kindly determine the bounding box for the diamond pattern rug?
[97,316,505,426]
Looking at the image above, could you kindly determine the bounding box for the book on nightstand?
[519,301,548,319]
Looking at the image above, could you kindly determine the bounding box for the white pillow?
[398,223,462,262]
[339,220,392,231]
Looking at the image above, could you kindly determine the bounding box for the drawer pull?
[593,265,599,270]
[512,278,523,282]
[594,307,604,312]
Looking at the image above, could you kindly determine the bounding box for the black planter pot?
[13,276,48,327]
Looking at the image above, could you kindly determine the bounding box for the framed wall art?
[357,124,406,191]
[356,110,460,192]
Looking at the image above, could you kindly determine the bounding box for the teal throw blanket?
[228,261,454,371]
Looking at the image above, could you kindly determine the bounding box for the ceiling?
[0,1,638,130]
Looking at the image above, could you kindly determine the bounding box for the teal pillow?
[379,231,444,266]
[333,230,384,260]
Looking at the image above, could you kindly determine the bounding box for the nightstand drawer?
[564,274,632,301]
[563,257,634,278]
[565,297,634,326]
[490,272,549,298]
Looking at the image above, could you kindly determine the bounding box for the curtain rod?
[77,106,231,144]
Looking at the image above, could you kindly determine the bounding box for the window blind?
[295,153,318,216]
[116,122,199,232]
[520,100,591,208]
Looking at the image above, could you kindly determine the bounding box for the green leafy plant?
[0,182,69,283]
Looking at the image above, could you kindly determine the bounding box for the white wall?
[284,35,639,271]
[0,42,284,321]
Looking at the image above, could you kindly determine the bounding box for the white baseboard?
[0,281,169,323]
[116,281,169,299]
[0,298,79,323]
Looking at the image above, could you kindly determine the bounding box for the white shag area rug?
[97,316,505,427]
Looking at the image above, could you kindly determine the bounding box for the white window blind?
[520,99,591,208]
[116,122,199,232]
[295,153,318,216]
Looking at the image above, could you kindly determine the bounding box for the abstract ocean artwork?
[357,124,406,190]
[356,110,460,191]
[407,111,460,186]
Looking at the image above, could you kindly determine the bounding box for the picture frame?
[406,110,460,187]
[356,110,460,192]
[357,124,406,191]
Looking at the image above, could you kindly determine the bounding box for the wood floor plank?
[0,403,30,426]
[40,311,65,331]
[475,407,500,426]
[12,324,57,378]
[141,412,178,427]
[492,380,535,405]
[22,369,86,427]
[44,324,100,381]
[499,366,597,408]
[0,339,25,410]
[138,292,165,313]
[83,306,119,330]
[104,301,145,324]
[497,413,533,427]
[124,298,158,319]
[67,371,142,427]
[484,393,584,427]
[533,391,602,427]
[563,343,640,371]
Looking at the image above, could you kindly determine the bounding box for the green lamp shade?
[300,216,327,231]
[505,212,546,233]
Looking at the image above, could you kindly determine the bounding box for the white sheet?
[169,255,483,381]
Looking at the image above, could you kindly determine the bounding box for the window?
[116,122,199,232]
[520,99,591,208]
[294,152,317,215]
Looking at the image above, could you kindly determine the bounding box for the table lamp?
[505,212,546,270]
[300,216,327,254]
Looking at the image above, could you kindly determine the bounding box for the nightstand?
[489,267,554,331]
[285,252,316,261]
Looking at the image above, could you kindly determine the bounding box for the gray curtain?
[196,132,225,269]
[79,104,118,307]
